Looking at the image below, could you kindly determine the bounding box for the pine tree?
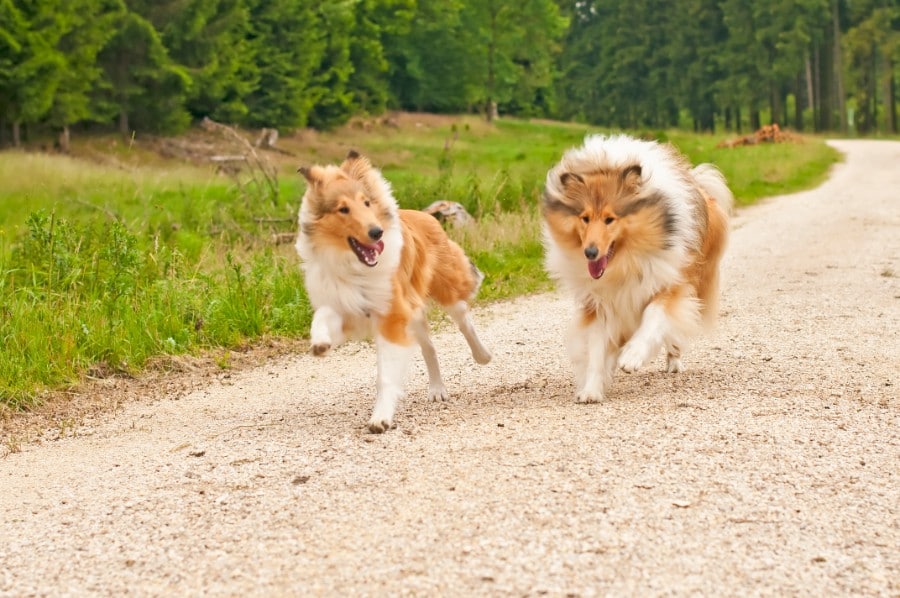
[96,6,191,135]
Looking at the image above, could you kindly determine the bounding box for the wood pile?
[716,124,803,148]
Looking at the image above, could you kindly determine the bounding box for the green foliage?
[148,0,259,124]
[0,207,309,408]
[95,8,192,134]
[1,0,898,138]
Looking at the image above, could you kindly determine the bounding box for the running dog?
[541,134,731,403]
[296,151,492,432]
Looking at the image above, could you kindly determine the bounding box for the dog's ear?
[340,150,372,181]
[620,164,642,188]
[297,165,324,186]
[559,172,585,189]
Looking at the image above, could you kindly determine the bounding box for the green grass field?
[0,115,841,409]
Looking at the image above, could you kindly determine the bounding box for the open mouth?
[588,243,616,279]
[348,237,384,267]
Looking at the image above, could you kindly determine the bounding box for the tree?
[843,0,900,133]
[460,0,567,120]
[243,0,326,129]
[346,0,414,116]
[0,0,64,146]
[46,0,125,151]
[385,0,480,113]
[134,0,258,124]
[305,2,355,129]
[96,7,191,135]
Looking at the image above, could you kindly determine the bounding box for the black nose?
[368,226,383,241]
[584,245,599,260]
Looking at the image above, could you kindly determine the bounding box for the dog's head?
[298,151,396,267]
[543,165,650,279]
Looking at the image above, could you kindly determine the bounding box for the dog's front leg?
[309,305,345,356]
[569,314,609,403]
[618,301,668,372]
[369,334,414,433]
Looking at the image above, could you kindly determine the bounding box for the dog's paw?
[617,343,648,373]
[310,342,331,357]
[473,348,493,365]
[575,391,605,404]
[427,385,449,402]
[666,355,684,373]
[367,418,394,434]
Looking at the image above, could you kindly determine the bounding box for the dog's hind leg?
[411,314,448,401]
[445,301,492,365]
[665,343,684,373]
[310,305,345,356]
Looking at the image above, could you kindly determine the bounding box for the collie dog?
[541,134,731,403]
[296,151,492,432]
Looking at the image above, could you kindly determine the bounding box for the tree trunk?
[119,110,129,137]
[485,8,497,123]
[832,0,847,133]
[806,54,817,131]
[770,85,782,125]
[885,60,896,134]
[794,73,804,131]
[12,121,21,147]
[750,109,761,130]
[58,125,71,153]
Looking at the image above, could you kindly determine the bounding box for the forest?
[1,0,898,149]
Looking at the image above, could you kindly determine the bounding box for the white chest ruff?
[297,224,403,337]
[545,236,685,343]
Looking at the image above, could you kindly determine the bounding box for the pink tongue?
[374,240,384,254]
[588,255,608,279]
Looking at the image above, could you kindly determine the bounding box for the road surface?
[1,140,898,596]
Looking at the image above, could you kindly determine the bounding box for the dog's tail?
[692,163,734,216]
[469,259,485,300]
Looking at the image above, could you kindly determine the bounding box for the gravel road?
[1,140,898,596]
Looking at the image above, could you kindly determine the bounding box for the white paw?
[575,391,605,404]
[473,348,493,365]
[368,395,398,433]
[367,418,394,434]
[427,385,449,402]
[618,342,649,373]
[666,356,684,373]
[310,342,331,357]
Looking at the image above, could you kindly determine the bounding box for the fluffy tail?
[692,163,734,215]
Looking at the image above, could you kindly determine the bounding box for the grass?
[0,115,841,409]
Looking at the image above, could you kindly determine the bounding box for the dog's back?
[396,209,481,310]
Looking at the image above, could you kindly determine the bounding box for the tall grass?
[0,118,840,409]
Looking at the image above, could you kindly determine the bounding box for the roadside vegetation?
[0,115,840,409]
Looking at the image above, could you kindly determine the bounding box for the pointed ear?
[340,150,372,180]
[620,164,642,188]
[559,171,585,189]
[297,165,323,185]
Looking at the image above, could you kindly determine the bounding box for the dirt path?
[2,140,898,596]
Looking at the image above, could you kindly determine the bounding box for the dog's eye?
[604,216,615,225]
[338,206,350,214]
[364,200,371,207]
[581,216,590,224]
